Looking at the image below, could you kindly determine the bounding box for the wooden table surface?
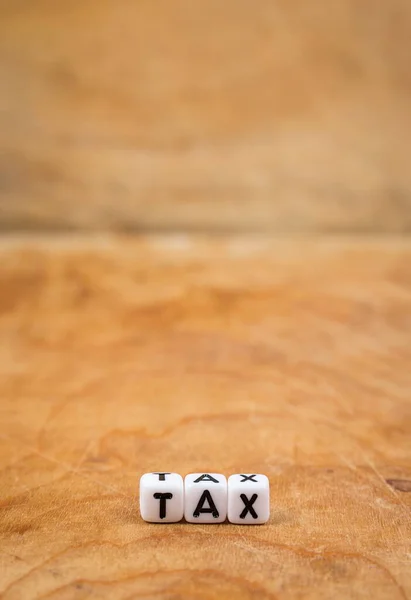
[0,235,410,599]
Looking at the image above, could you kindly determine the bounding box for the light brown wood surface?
[0,235,410,599]
[1,0,411,232]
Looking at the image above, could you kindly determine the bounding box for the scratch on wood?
[386,479,411,493]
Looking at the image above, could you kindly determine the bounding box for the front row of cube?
[140,472,270,524]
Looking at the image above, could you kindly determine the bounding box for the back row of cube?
[140,472,270,524]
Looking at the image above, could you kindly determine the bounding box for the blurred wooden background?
[0,0,411,233]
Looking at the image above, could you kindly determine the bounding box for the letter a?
[193,474,219,483]
[193,490,219,518]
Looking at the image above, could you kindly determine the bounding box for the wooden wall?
[1,0,411,233]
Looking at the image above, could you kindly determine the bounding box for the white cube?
[228,474,270,524]
[184,473,227,523]
[139,472,184,523]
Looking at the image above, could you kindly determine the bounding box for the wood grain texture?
[0,235,410,599]
[1,0,411,232]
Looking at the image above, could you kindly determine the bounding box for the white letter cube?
[228,474,270,524]
[184,473,227,523]
[140,472,184,523]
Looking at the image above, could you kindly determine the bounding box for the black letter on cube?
[240,474,257,482]
[152,473,171,481]
[193,490,219,518]
[153,492,173,519]
[193,474,219,483]
[239,493,259,519]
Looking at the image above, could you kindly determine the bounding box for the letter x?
[239,494,258,519]
[240,474,257,482]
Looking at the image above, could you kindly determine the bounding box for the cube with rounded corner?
[140,472,184,523]
[184,473,227,523]
[228,473,270,524]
